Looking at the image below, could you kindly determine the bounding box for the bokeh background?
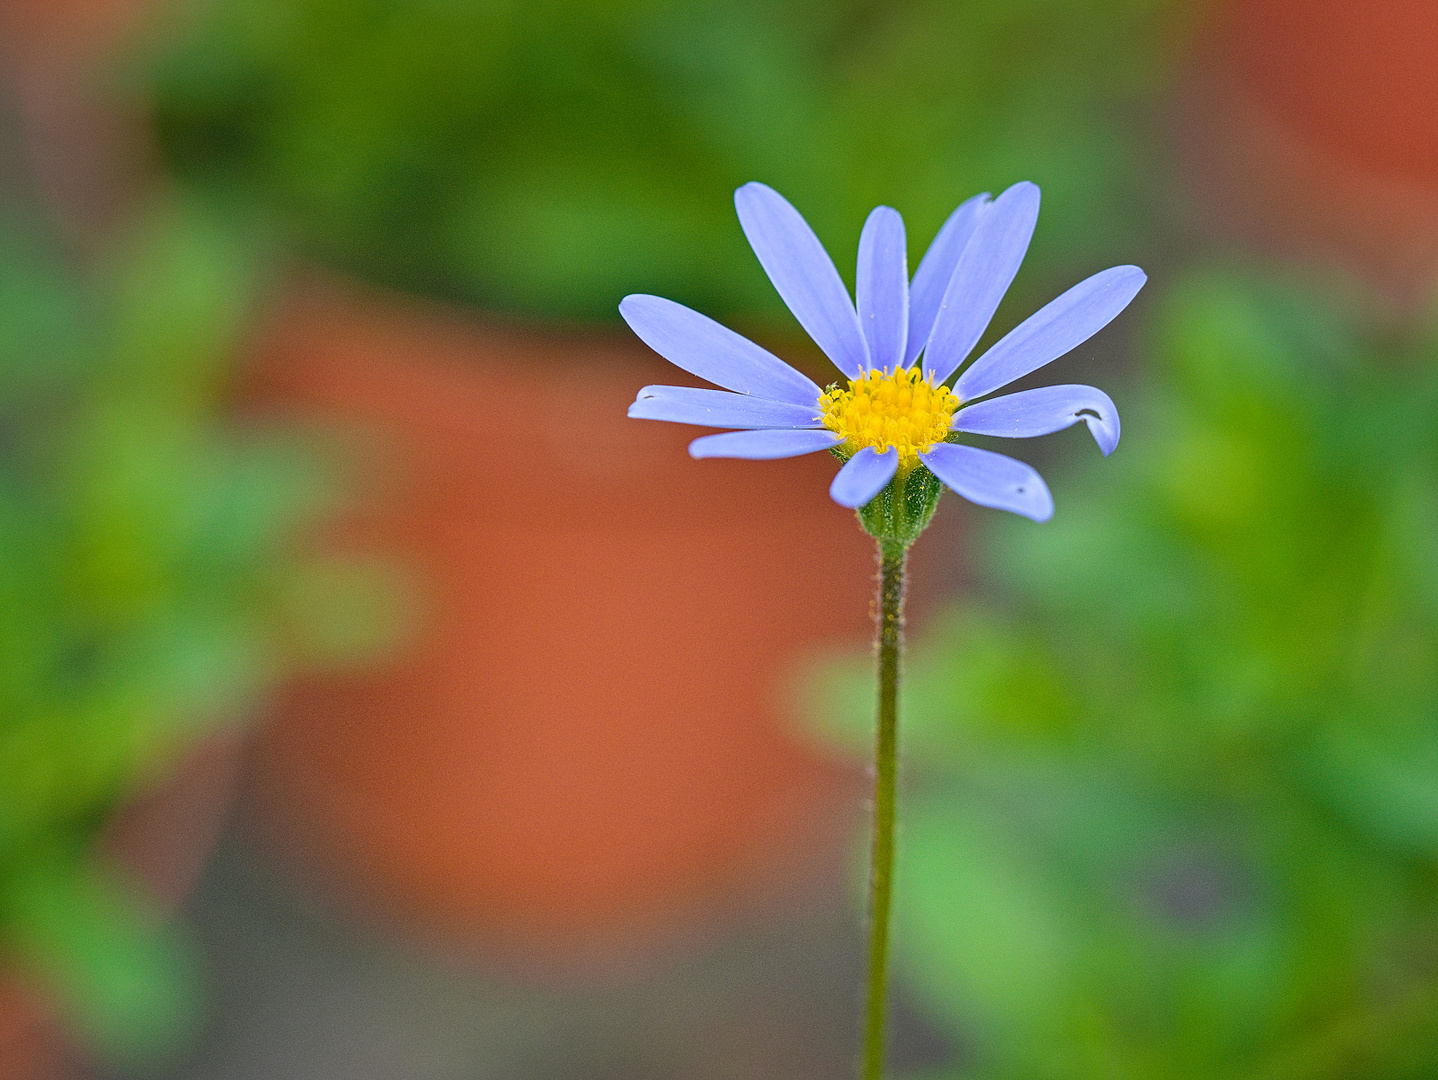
[2,0,1438,1077]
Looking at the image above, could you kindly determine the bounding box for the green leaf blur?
[144,0,1182,325]
[0,198,360,1064]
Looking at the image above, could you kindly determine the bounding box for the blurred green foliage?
[144,0,1185,325]
[812,271,1438,1079]
[0,200,371,1065]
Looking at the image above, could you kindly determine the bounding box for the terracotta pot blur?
[0,0,162,237]
[0,0,154,58]
[0,732,243,1080]
[239,284,882,961]
[0,977,71,1080]
[1180,0,1438,306]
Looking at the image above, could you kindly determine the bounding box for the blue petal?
[735,183,869,379]
[955,265,1146,402]
[856,206,908,373]
[689,428,843,460]
[619,294,822,407]
[830,446,899,508]
[952,384,1121,456]
[904,192,988,368]
[923,182,1041,384]
[629,385,823,428]
[919,442,1053,522]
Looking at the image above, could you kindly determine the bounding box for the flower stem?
[863,540,906,1080]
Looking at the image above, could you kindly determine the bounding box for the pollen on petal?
[819,367,959,474]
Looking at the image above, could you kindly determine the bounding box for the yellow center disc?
[819,367,959,474]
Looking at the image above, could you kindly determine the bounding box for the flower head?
[624,182,1144,523]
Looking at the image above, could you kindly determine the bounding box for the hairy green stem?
[863,540,907,1080]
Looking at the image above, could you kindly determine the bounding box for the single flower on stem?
[626,181,1142,527]
[622,181,1144,1080]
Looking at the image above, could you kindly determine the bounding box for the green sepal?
[831,446,944,551]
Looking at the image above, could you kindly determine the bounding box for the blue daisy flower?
[623,181,1145,522]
